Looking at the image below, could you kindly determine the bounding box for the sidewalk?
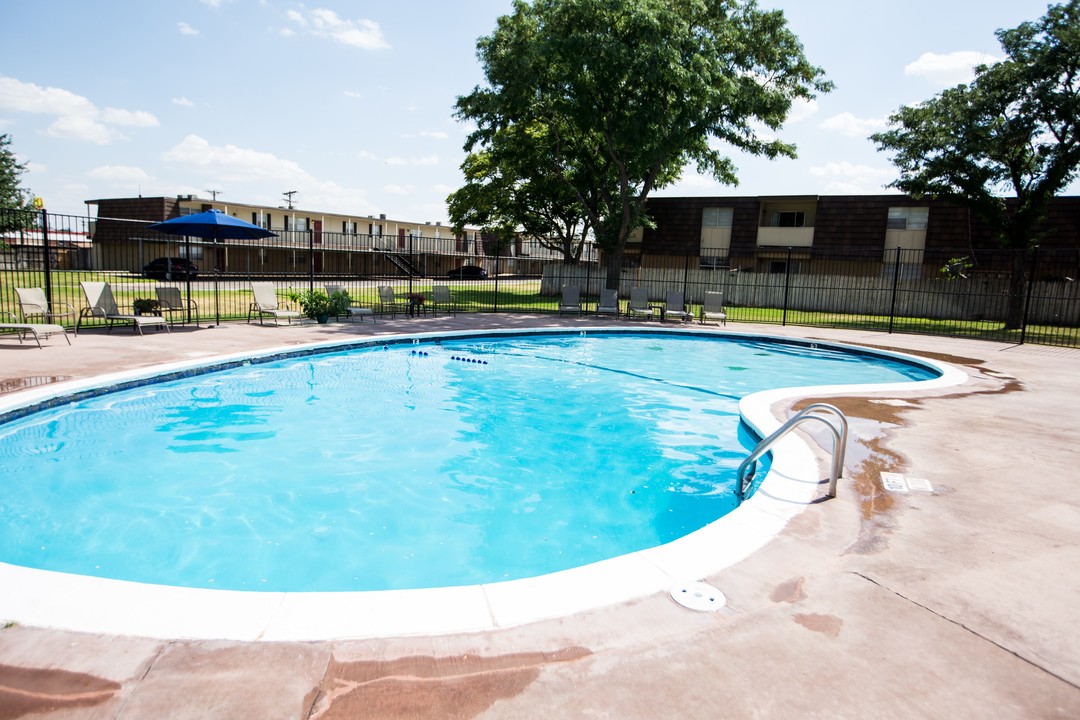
[1,316,1078,719]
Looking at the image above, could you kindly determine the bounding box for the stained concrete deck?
[1,314,1078,719]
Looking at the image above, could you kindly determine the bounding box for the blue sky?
[0,0,1069,219]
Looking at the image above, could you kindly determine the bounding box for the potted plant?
[132,298,160,316]
[327,290,351,319]
[288,289,333,323]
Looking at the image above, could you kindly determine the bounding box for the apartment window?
[771,211,805,228]
[283,216,291,232]
[343,220,356,234]
[887,207,929,230]
[702,207,734,227]
[295,217,309,232]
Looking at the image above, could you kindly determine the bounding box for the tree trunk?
[1004,249,1027,330]
[605,248,624,291]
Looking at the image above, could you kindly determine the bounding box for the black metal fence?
[3,208,1079,348]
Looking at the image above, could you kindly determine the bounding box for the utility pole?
[206,189,224,201]
[283,190,298,209]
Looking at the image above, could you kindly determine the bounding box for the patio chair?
[628,287,655,320]
[326,284,375,323]
[377,285,407,318]
[700,291,727,326]
[1,311,71,349]
[247,282,302,325]
[558,285,583,316]
[155,286,200,326]
[596,288,620,318]
[663,290,693,322]
[77,281,171,336]
[430,285,457,316]
[15,287,76,326]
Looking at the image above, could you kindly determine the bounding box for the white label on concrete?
[880,472,908,492]
[906,477,934,492]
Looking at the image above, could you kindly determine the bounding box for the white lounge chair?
[247,282,302,325]
[1,312,71,348]
[326,284,375,323]
[558,284,582,316]
[700,291,727,325]
[628,287,655,320]
[663,290,693,322]
[15,287,76,326]
[155,286,200,326]
[77,281,171,336]
[430,285,457,316]
[596,288,620,318]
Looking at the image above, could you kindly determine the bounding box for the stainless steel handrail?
[736,403,848,503]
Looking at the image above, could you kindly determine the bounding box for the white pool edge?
[0,327,969,641]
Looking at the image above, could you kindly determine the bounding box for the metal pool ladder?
[736,403,849,504]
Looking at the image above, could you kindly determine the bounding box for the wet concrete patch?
[307,647,592,720]
[0,663,120,719]
[793,613,843,637]
[0,376,71,395]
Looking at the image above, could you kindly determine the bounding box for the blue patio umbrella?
[147,209,277,327]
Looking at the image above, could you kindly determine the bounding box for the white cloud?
[288,8,389,50]
[200,0,229,8]
[384,156,406,166]
[172,97,194,107]
[819,112,888,138]
[808,161,896,193]
[343,90,364,99]
[0,75,158,144]
[87,165,152,183]
[412,155,439,166]
[178,22,199,36]
[418,130,449,140]
[785,98,818,124]
[357,150,377,160]
[100,108,159,128]
[384,184,415,196]
[279,27,296,38]
[159,134,370,214]
[904,51,999,87]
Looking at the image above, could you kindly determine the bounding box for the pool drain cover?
[670,582,726,611]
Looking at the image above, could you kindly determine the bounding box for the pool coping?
[0,326,969,641]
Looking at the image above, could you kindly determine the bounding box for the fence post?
[493,250,501,313]
[888,246,901,334]
[308,229,315,292]
[781,247,792,326]
[41,209,54,303]
[1019,245,1039,345]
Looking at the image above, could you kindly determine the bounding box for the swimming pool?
[0,330,938,595]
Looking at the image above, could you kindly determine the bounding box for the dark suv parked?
[143,257,198,280]
[446,265,488,280]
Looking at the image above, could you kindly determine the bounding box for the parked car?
[446,265,488,280]
[143,257,198,280]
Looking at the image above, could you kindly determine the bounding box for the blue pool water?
[0,332,937,592]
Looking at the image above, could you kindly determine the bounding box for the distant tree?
[0,133,36,240]
[447,121,592,263]
[456,0,831,289]
[871,0,1080,329]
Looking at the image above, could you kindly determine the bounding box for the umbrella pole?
[214,239,221,327]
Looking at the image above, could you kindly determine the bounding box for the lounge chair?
[377,285,407,318]
[1,312,71,348]
[430,285,457,316]
[247,282,302,325]
[558,284,583,316]
[77,281,171,336]
[628,287,655,320]
[700,291,727,326]
[15,287,76,326]
[663,290,693,322]
[155,286,200,326]
[326,284,375,323]
[596,288,620,318]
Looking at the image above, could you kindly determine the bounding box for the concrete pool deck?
[1,315,1078,718]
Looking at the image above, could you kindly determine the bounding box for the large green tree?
[456,0,831,288]
[448,120,592,263]
[0,133,37,240]
[872,0,1080,328]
